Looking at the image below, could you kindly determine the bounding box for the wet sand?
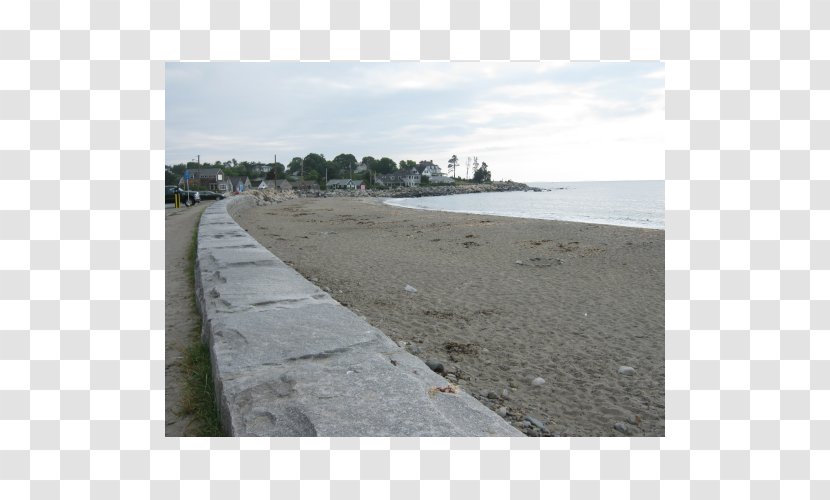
[233,195,664,436]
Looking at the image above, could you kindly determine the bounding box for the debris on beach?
[613,422,629,434]
[618,366,636,376]
[626,415,642,426]
[531,377,546,386]
[404,284,417,293]
[443,341,480,355]
[515,260,523,265]
[428,384,459,396]
[496,407,508,418]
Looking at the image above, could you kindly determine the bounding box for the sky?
[166,62,664,182]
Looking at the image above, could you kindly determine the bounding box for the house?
[396,167,421,187]
[274,179,293,191]
[228,176,252,193]
[251,163,269,175]
[326,179,351,189]
[418,160,443,178]
[375,174,404,187]
[292,180,320,193]
[375,169,420,187]
[179,168,230,192]
[257,179,277,190]
[326,179,364,190]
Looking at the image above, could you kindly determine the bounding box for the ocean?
[383,180,665,229]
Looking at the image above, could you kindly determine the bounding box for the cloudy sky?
[166,62,664,182]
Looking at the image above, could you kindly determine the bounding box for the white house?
[418,160,443,178]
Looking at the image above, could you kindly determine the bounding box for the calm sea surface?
[384,180,665,229]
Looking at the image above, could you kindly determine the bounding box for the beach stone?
[626,415,642,426]
[618,366,636,376]
[531,377,545,386]
[501,389,510,399]
[515,260,523,265]
[404,284,417,293]
[406,345,422,354]
[524,415,547,430]
[496,406,508,418]
[486,391,499,400]
[446,374,457,383]
[614,422,628,433]
[426,361,444,374]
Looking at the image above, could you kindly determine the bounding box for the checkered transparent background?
[1,0,828,498]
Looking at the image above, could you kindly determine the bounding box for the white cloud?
[166,62,664,181]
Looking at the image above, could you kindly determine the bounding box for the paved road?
[164,202,210,436]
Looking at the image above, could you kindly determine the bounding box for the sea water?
[384,180,664,229]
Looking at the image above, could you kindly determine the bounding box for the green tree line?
[165,152,493,187]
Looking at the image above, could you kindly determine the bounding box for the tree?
[360,156,377,170]
[302,153,327,179]
[376,157,397,174]
[398,159,417,171]
[332,153,357,179]
[165,169,178,185]
[448,155,458,177]
[287,157,303,176]
[267,162,285,180]
[473,161,492,183]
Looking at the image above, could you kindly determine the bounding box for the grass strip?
[179,207,223,436]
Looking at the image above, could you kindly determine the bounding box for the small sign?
[183,170,191,180]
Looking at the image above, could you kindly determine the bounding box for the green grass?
[179,208,223,436]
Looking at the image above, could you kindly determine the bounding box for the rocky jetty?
[239,181,543,203]
[325,181,544,198]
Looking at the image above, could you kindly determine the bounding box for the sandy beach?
[233,195,664,437]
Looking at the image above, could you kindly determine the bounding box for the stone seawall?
[194,195,522,436]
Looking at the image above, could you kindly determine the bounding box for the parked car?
[198,190,225,200]
[165,186,198,205]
